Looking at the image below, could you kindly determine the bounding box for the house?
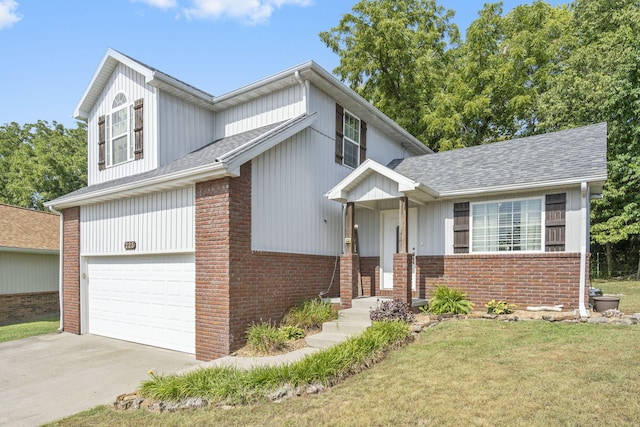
[46,49,607,361]
[0,204,60,325]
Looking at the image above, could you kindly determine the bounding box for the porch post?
[340,202,359,309]
[393,197,412,304]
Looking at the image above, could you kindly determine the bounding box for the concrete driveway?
[0,332,203,426]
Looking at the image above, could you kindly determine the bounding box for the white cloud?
[183,0,312,25]
[0,0,22,30]
[133,0,178,10]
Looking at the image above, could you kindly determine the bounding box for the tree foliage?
[0,121,87,210]
[321,0,640,275]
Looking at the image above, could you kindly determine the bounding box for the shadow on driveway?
[0,332,203,426]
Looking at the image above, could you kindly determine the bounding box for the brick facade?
[392,253,413,303]
[416,253,589,309]
[62,207,81,334]
[195,163,339,361]
[351,253,589,310]
[0,291,59,325]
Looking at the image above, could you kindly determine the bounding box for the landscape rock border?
[114,308,640,414]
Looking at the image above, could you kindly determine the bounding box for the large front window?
[107,93,134,166]
[343,111,360,168]
[471,198,543,252]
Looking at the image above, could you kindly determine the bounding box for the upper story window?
[108,93,134,166]
[471,198,543,253]
[98,94,144,171]
[343,111,360,168]
[335,104,367,168]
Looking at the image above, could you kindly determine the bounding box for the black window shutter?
[335,104,344,164]
[134,98,144,160]
[98,115,106,171]
[453,202,470,254]
[360,120,367,164]
[545,193,566,252]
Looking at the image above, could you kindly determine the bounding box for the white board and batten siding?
[80,186,195,256]
[87,63,158,186]
[419,187,583,256]
[251,84,413,256]
[157,91,216,167]
[215,85,304,139]
[0,252,59,294]
[81,187,196,353]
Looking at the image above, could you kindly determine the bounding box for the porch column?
[393,197,412,304]
[340,202,359,309]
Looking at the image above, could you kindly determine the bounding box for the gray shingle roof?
[50,120,286,205]
[391,123,608,194]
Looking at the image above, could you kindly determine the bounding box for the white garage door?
[87,254,195,353]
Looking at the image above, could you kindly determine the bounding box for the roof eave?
[437,174,608,199]
[46,162,229,210]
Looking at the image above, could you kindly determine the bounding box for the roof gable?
[0,204,59,252]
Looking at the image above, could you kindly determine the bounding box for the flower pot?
[592,296,620,312]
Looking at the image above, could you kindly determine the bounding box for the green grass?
[49,319,640,426]
[0,316,59,343]
[593,279,640,313]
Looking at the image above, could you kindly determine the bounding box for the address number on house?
[124,241,137,250]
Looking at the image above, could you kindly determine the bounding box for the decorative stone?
[410,324,423,333]
[268,384,293,401]
[306,383,325,394]
[542,315,555,322]
[482,314,498,319]
[587,317,609,324]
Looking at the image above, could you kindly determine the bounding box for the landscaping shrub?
[281,299,337,330]
[370,299,415,323]
[486,299,517,315]
[280,325,305,340]
[139,320,412,404]
[246,322,288,353]
[428,286,474,315]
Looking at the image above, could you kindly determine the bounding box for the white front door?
[86,254,196,353]
[380,208,417,290]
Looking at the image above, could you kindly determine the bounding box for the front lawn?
[49,319,640,426]
[0,316,59,343]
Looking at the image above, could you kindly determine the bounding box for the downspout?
[49,205,64,332]
[579,182,589,318]
[294,70,310,113]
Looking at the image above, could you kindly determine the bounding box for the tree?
[0,121,87,210]
[319,0,460,146]
[537,0,640,276]
[426,1,571,149]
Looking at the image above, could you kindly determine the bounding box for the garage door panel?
[87,254,195,353]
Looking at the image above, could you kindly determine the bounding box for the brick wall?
[195,163,339,361]
[62,207,81,334]
[0,291,59,325]
[417,253,589,310]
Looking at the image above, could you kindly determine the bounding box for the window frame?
[342,109,361,169]
[469,196,545,254]
[106,92,134,167]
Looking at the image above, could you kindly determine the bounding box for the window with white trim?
[343,110,360,168]
[471,198,543,252]
[106,93,134,166]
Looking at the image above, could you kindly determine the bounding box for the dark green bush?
[428,286,474,315]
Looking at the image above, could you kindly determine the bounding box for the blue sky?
[0,0,565,128]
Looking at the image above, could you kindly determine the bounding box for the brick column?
[195,177,233,361]
[62,207,81,334]
[393,253,413,304]
[340,253,359,309]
